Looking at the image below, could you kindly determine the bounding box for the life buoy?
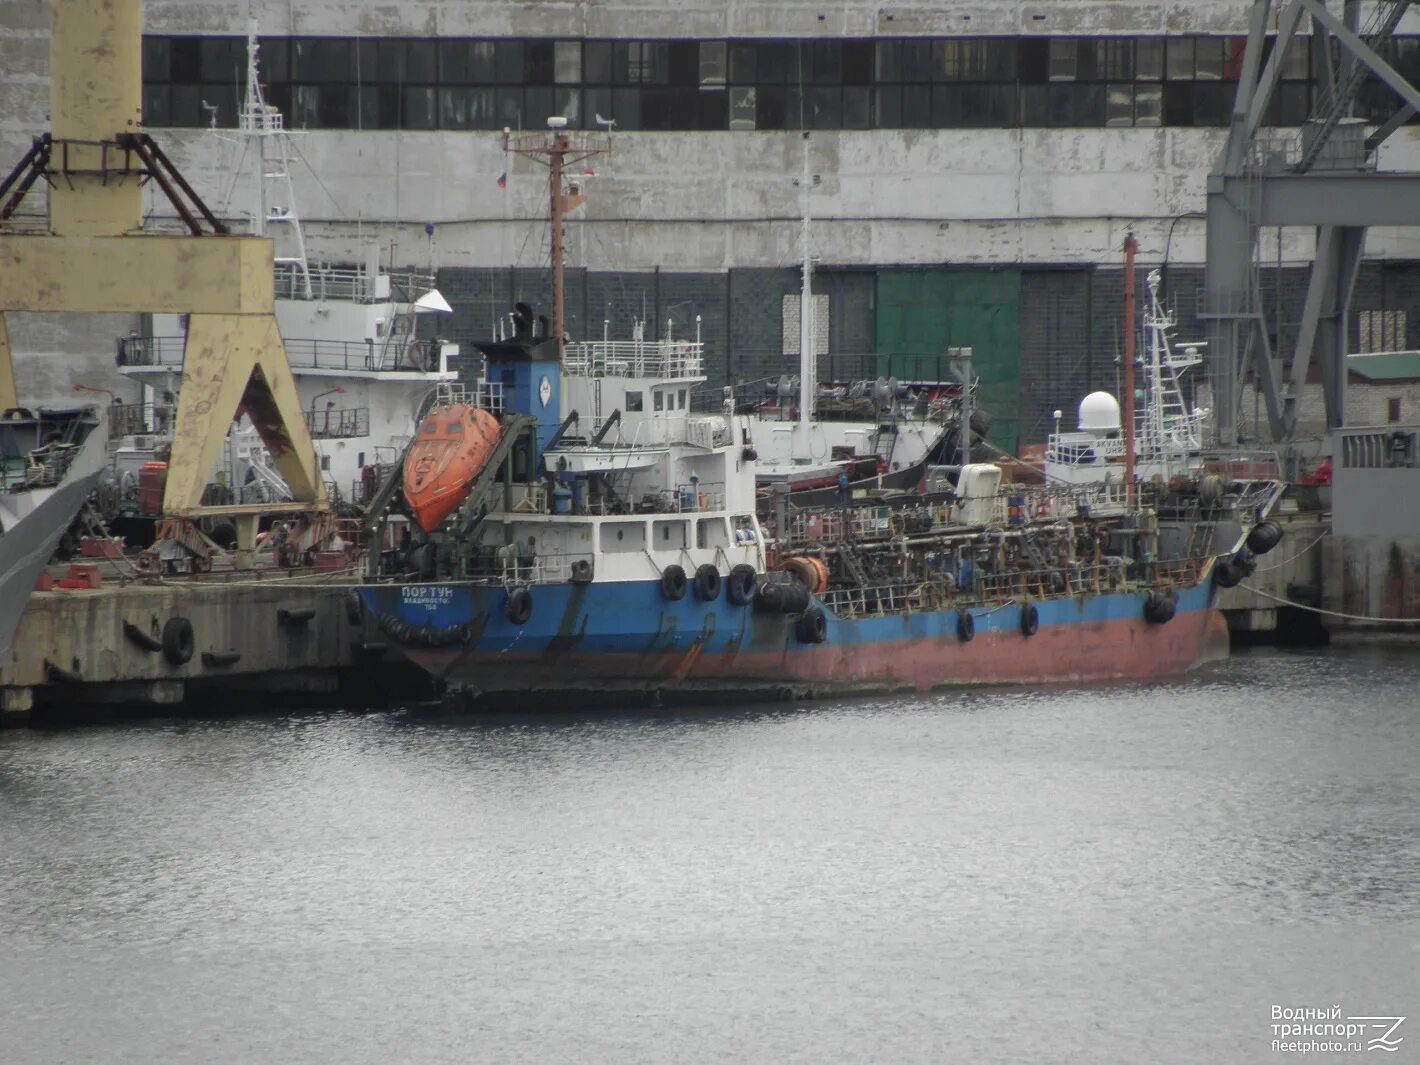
[661,564,687,601]
[795,606,827,644]
[1020,603,1039,636]
[161,616,195,666]
[727,564,757,606]
[957,610,975,642]
[694,563,721,602]
[505,586,533,625]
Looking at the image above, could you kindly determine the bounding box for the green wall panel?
[875,269,1022,451]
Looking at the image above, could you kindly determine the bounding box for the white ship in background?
[109,21,457,535]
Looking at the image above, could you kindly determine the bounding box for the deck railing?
[117,335,445,374]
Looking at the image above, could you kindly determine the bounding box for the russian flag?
[496,171,507,188]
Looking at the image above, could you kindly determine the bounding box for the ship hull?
[360,578,1228,703]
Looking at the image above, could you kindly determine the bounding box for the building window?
[1387,397,1403,424]
[1359,309,1407,353]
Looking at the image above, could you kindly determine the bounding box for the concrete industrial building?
[5,0,1420,448]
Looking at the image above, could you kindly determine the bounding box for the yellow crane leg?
[164,313,327,514]
[0,315,16,411]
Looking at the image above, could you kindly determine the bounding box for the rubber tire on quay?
[727,564,757,606]
[694,563,722,602]
[795,606,828,644]
[661,564,687,601]
[505,586,533,626]
[1143,591,1177,625]
[957,610,975,642]
[1213,560,1243,589]
[161,616,195,666]
[1020,603,1039,637]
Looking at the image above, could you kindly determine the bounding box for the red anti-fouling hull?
[399,609,1232,700]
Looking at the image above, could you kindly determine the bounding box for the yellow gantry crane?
[0,0,327,565]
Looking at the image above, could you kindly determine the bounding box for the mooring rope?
[1237,583,1420,625]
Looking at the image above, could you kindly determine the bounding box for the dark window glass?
[440,87,473,128]
[968,83,1015,125]
[901,39,934,81]
[1167,37,1194,79]
[376,40,405,83]
[730,41,757,84]
[1099,38,1134,80]
[1019,38,1048,84]
[1192,81,1231,124]
[266,83,291,121]
[637,42,670,84]
[1267,82,1310,125]
[495,40,523,83]
[312,39,351,82]
[171,38,201,82]
[258,38,287,82]
[357,85,379,128]
[143,37,171,81]
[438,40,468,83]
[555,41,582,84]
[902,84,931,126]
[1194,37,1224,79]
[525,40,554,84]
[875,40,900,82]
[196,83,237,126]
[1135,84,1162,125]
[1076,39,1099,81]
[403,86,436,129]
[143,83,171,125]
[470,88,497,128]
[582,87,611,128]
[668,41,698,86]
[554,87,581,125]
[495,87,524,128]
[756,86,799,129]
[1048,38,1077,80]
[984,39,1018,81]
[406,40,436,82]
[199,38,240,83]
[843,41,873,85]
[699,41,726,85]
[354,39,376,82]
[729,86,755,130]
[843,85,871,128]
[1048,83,1103,125]
[1020,84,1048,126]
[812,41,842,84]
[1163,81,1193,124]
[470,41,496,81]
[808,86,841,128]
[524,86,554,126]
[318,84,352,127]
[759,41,799,85]
[641,88,674,129]
[931,84,959,127]
[290,85,319,128]
[1136,38,1163,79]
[612,87,640,129]
[696,88,728,130]
[171,84,202,126]
[585,42,612,83]
[875,85,903,128]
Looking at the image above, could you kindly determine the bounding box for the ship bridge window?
[696,517,729,549]
[626,391,644,412]
[654,391,664,412]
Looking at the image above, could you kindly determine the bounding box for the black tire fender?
[795,606,828,644]
[661,564,687,601]
[161,616,195,666]
[1020,603,1039,637]
[727,564,757,606]
[957,610,975,642]
[505,586,533,625]
[694,563,721,602]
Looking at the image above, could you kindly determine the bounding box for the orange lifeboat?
[403,403,502,532]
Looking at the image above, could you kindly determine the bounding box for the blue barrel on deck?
[552,487,573,514]
[1007,494,1026,527]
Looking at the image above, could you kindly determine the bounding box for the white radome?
[1077,391,1122,433]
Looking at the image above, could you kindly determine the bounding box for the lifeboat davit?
[403,403,502,532]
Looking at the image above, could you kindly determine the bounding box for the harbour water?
[1,646,1416,1064]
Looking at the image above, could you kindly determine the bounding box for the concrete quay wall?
[0,578,414,723]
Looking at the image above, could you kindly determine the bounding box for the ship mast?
[503,118,611,360]
[797,134,816,431]
[1123,232,1138,509]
